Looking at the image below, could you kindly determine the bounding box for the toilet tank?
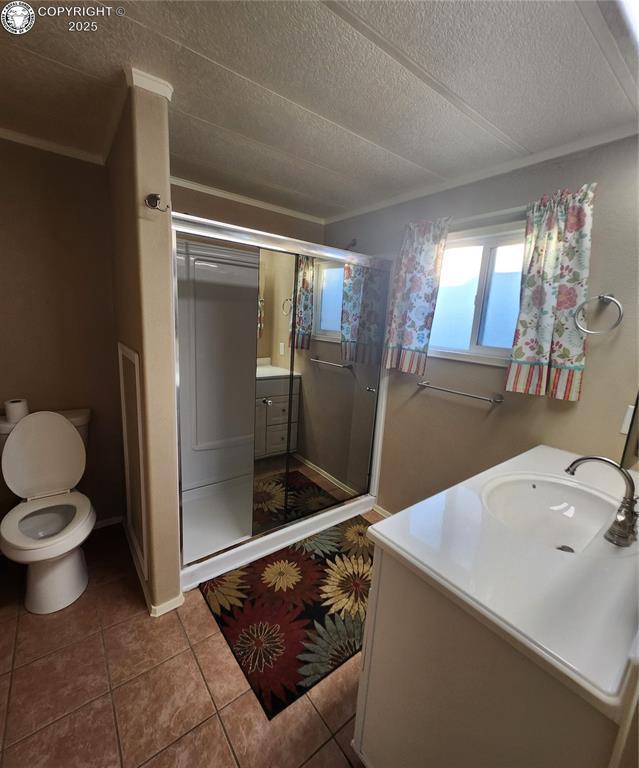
[0,408,91,455]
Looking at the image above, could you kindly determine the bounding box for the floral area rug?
[252,470,338,535]
[200,516,373,719]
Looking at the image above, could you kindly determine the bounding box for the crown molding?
[170,176,326,225]
[324,123,639,225]
[126,67,174,101]
[0,127,104,165]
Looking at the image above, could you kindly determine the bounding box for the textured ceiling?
[0,1,636,220]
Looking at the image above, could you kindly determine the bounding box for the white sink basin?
[481,472,620,553]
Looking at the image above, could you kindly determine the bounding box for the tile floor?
[0,513,382,767]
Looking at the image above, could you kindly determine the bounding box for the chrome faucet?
[564,456,638,547]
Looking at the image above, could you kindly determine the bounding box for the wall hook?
[144,193,170,212]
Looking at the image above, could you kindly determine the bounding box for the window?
[313,261,344,341]
[429,225,525,365]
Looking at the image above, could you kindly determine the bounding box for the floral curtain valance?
[341,263,388,364]
[290,254,314,350]
[505,183,597,402]
[383,218,450,377]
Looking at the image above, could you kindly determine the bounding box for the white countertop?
[256,364,300,379]
[368,445,639,707]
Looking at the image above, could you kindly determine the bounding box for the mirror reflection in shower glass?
[253,250,389,539]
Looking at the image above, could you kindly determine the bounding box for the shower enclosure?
[173,214,390,573]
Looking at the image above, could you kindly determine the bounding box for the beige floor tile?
[307,655,361,733]
[113,649,214,768]
[3,694,120,768]
[193,632,249,709]
[302,739,350,768]
[104,611,188,687]
[0,616,16,674]
[177,588,220,645]
[95,574,148,629]
[334,718,364,768]
[361,510,384,524]
[5,633,109,745]
[220,689,330,768]
[0,671,10,747]
[14,590,100,667]
[143,715,236,768]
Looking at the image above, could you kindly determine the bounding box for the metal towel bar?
[417,380,504,405]
[311,357,353,369]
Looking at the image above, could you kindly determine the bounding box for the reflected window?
[314,261,344,341]
[429,228,525,364]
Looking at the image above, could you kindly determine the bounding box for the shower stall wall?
[172,213,391,588]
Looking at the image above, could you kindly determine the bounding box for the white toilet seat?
[0,491,95,563]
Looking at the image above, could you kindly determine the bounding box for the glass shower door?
[252,250,389,536]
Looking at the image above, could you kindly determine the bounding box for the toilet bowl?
[0,411,96,613]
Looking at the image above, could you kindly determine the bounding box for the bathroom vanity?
[356,445,638,768]
[255,362,300,458]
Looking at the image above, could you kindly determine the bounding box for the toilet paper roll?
[4,399,29,423]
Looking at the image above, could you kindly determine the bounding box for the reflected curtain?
[290,254,314,349]
[341,264,388,364]
[505,184,596,402]
[383,218,450,377]
[257,296,264,339]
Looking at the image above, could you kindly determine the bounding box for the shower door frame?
[171,212,392,590]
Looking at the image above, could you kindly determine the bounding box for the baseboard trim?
[149,593,185,617]
[124,524,184,618]
[293,453,359,497]
[372,503,392,518]
[94,516,124,529]
[181,493,377,591]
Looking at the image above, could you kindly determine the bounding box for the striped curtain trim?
[549,366,583,401]
[290,330,311,350]
[341,341,358,362]
[384,346,428,377]
[341,341,381,365]
[505,361,583,401]
[505,360,548,397]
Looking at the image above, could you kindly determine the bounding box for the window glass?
[479,243,525,348]
[318,265,344,333]
[429,246,483,351]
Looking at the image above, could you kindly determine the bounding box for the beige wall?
[259,249,296,368]
[0,139,124,523]
[325,137,639,513]
[171,184,324,243]
[107,87,181,610]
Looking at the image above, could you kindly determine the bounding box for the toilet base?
[25,547,89,614]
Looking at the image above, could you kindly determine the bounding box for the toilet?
[0,411,96,614]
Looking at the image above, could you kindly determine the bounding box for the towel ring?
[574,294,623,335]
[282,297,293,316]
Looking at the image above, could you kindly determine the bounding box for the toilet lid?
[1,411,86,499]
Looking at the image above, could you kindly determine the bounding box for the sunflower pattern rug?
[200,515,373,719]
[252,470,339,535]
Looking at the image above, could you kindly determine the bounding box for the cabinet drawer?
[266,395,299,426]
[255,376,300,399]
[266,423,298,454]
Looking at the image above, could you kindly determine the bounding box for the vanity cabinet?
[254,376,300,458]
[355,447,638,768]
